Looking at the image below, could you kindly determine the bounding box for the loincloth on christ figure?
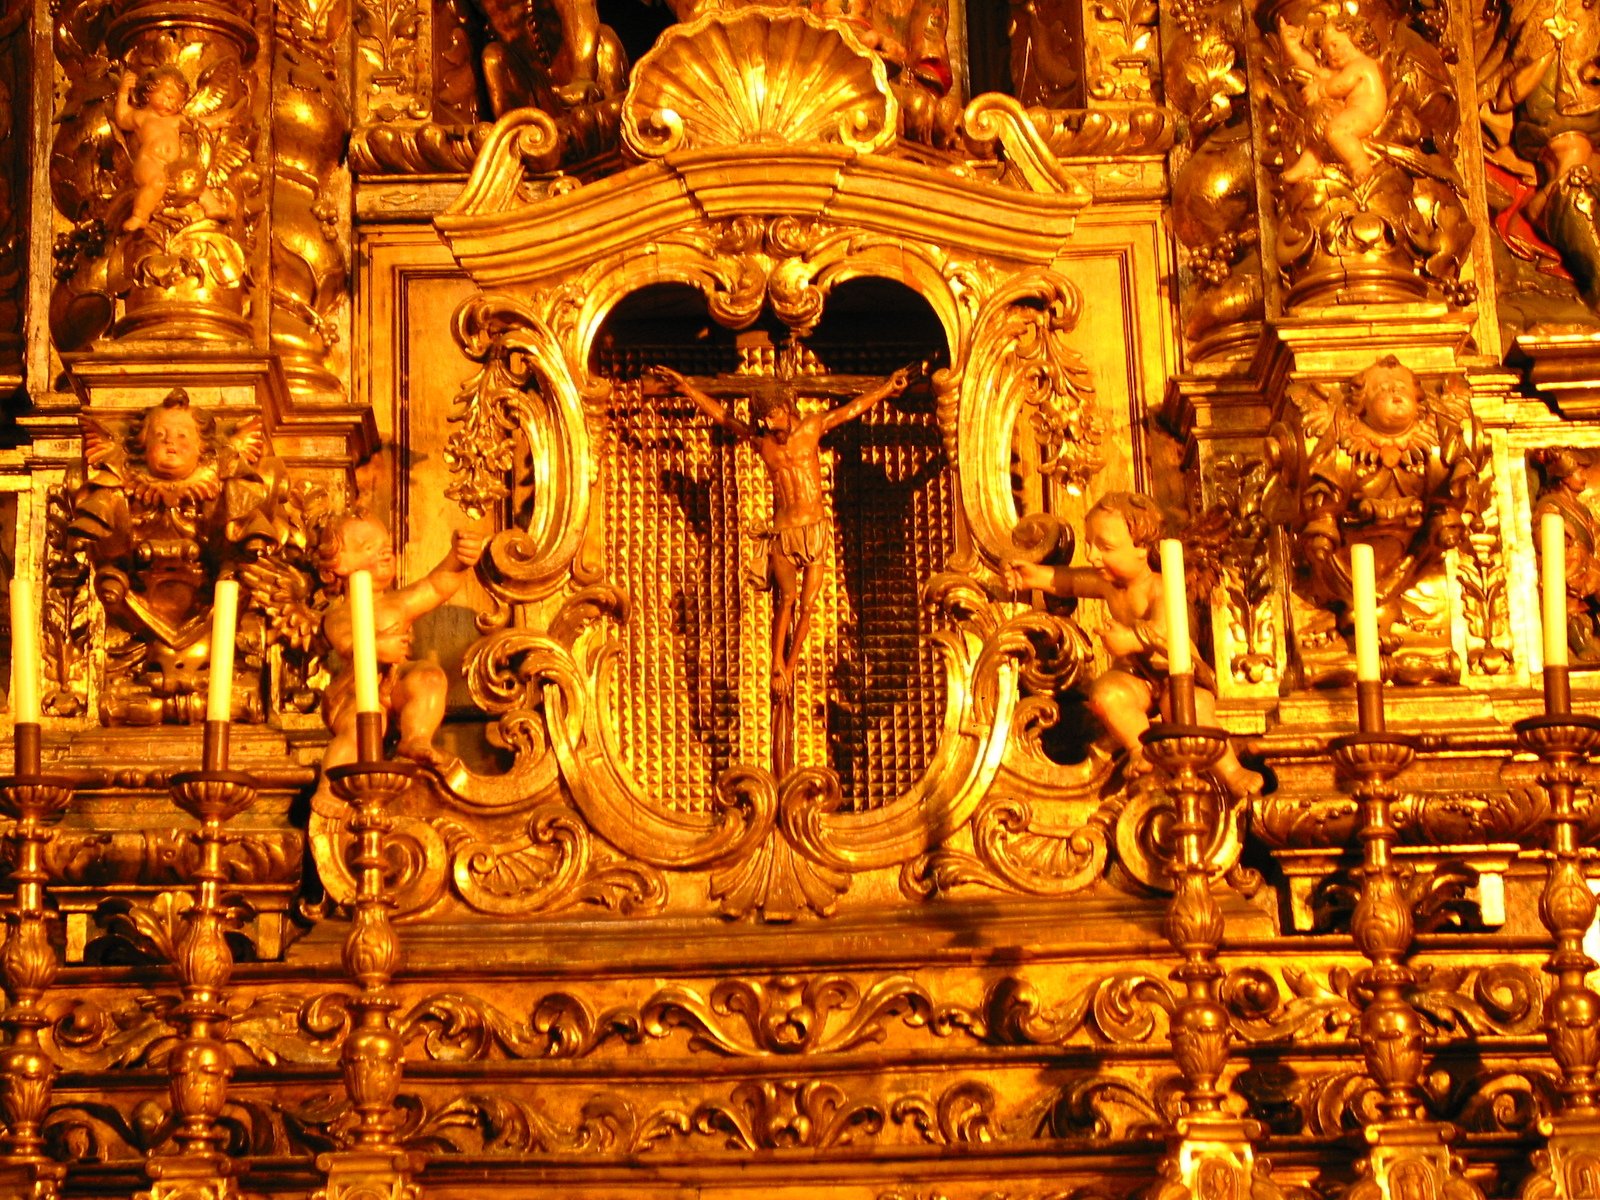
[746,518,831,587]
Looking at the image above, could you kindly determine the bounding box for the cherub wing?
[205,137,252,188]
[238,556,322,655]
[79,413,125,472]
[1432,373,1472,426]
[183,80,230,122]
[1292,380,1339,442]
[227,415,267,470]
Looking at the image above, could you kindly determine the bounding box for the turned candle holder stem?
[1514,711,1600,1119]
[0,725,75,1172]
[164,727,256,1167]
[1143,720,1232,1119]
[327,755,416,1154]
[1332,732,1426,1125]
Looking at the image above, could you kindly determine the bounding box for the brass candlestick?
[314,711,420,1200]
[1332,731,1483,1200]
[138,721,255,1200]
[1514,698,1600,1200]
[0,724,74,1200]
[1141,716,1282,1200]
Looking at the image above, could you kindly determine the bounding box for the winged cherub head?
[136,388,215,482]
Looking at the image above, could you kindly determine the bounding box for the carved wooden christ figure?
[650,362,912,709]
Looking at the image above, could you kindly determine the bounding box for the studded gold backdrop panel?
[601,368,750,812]
[596,344,952,812]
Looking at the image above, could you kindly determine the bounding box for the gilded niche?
[65,391,283,725]
[1269,357,1492,686]
[1531,448,1600,661]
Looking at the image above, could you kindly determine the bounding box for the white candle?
[1542,510,1569,670]
[9,578,39,724]
[206,580,238,723]
[349,569,381,714]
[1159,538,1193,677]
[1351,542,1380,683]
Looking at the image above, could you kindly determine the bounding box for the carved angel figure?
[113,63,250,231]
[1531,448,1600,660]
[1003,491,1263,799]
[67,389,285,724]
[314,511,485,775]
[1272,357,1479,685]
[468,0,627,116]
[1478,0,1600,313]
[1278,14,1388,183]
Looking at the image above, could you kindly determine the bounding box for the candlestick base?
[1338,1120,1483,1200]
[1521,1114,1600,1200]
[327,760,419,804]
[136,1152,239,1200]
[1142,722,1229,773]
[168,770,258,826]
[312,1149,421,1200]
[1148,1117,1285,1200]
[1514,712,1600,758]
[0,1159,67,1200]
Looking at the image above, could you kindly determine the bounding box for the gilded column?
[270,0,351,403]
[51,0,263,348]
[0,0,29,400]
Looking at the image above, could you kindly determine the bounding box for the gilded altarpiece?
[1,1,1599,1200]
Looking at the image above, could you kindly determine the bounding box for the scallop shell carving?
[622,7,898,159]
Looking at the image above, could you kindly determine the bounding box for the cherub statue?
[1003,492,1263,800]
[650,362,912,699]
[1273,356,1478,684]
[1278,14,1388,183]
[113,63,249,231]
[67,389,283,724]
[116,66,190,231]
[1531,448,1600,659]
[315,511,486,773]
